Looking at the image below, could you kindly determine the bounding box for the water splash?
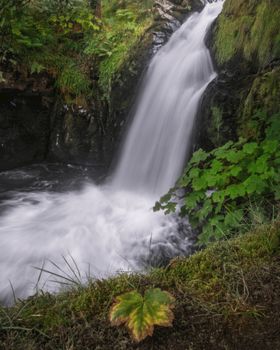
[0,1,223,303]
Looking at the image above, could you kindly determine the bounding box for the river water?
[0,1,223,303]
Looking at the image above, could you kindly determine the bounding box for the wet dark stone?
[0,88,54,170]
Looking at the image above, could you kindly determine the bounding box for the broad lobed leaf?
[110,288,175,342]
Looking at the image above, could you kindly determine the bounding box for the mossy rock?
[199,0,280,150]
[239,66,280,139]
[212,0,280,73]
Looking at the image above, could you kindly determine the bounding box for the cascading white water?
[0,1,223,303]
[113,1,223,196]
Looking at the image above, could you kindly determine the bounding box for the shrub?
[154,115,280,244]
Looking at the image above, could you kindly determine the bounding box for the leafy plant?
[56,62,92,97]
[110,288,175,342]
[0,0,153,101]
[154,115,280,244]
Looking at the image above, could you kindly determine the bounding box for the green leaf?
[110,289,175,343]
[205,174,218,187]
[225,183,246,199]
[224,150,244,163]
[244,175,266,195]
[185,191,204,209]
[197,199,213,220]
[163,202,177,214]
[210,159,223,174]
[242,142,258,155]
[248,154,269,174]
[160,193,172,204]
[212,190,226,203]
[212,141,235,159]
[188,168,200,179]
[229,165,242,177]
[189,149,208,165]
[261,140,279,154]
[192,176,208,191]
[153,201,162,212]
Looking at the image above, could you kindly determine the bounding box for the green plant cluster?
[154,115,280,244]
[85,0,153,99]
[0,0,100,99]
[0,0,153,101]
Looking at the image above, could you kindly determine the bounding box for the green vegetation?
[155,114,280,244]
[89,0,153,98]
[0,1,279,348]
[0,0,153,101]
[214,0,280,67]
[208,106,223,145]
[191,0,280,242]
[0,223,279,349]
[110,288,174,342]
[239,67,280,139]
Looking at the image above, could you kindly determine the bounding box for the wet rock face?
[48,100,108,169]
[47,33,154,171]
[197,0,280,150]
[0,73,54,170]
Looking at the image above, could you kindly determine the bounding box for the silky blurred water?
[113,1,224,196]
[0,1,223,304]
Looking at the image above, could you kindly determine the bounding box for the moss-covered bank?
[1,223,280,349]
[198,0,280,150]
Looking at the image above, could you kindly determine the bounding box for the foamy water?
[0,1,223,303]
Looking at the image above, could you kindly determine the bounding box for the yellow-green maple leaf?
[109,288,175,343]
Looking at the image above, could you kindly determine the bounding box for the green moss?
[151,223,280,304]
[207,106,224,146]
[239,67,280,139]
[214,14,254,65]
[246,1,280,65]
[214,0,280,68]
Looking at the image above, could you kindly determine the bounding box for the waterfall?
[0,1,223,303]
[113,1,224,196]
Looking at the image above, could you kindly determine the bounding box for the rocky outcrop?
[197,0,280,150]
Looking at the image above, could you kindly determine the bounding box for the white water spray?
[0,1,223,303]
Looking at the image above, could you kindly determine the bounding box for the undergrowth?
[0,0,153,101]
[155,114,280,244]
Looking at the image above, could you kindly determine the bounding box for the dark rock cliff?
[0,70,54,170]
